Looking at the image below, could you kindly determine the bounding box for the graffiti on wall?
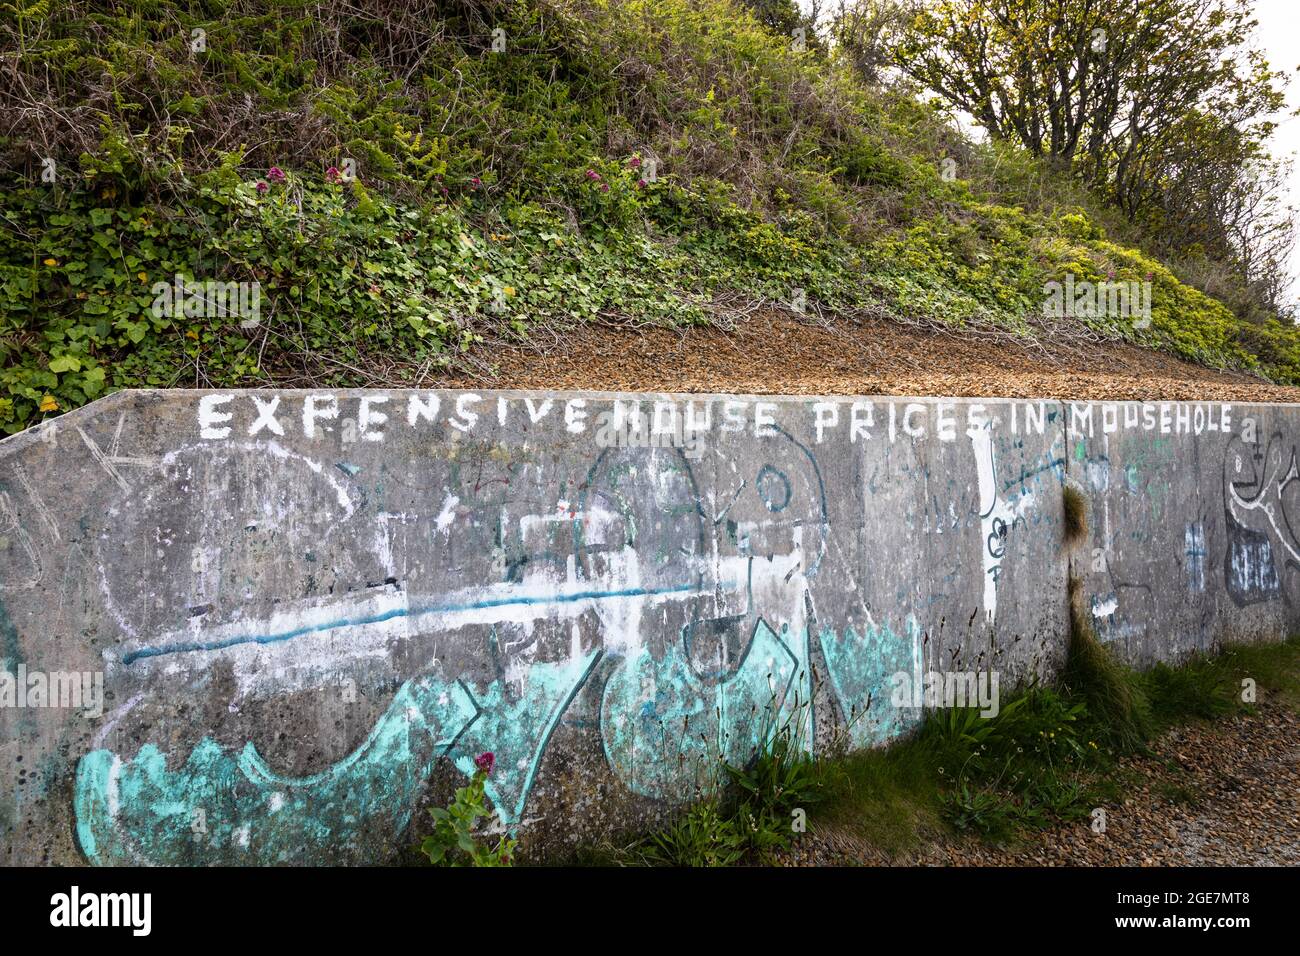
[1065,402,1300,658]
[1223,431,1300,606]
[8,392,1275,865]
[68,406,851,860]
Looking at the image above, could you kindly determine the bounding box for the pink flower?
[474,752,495,774]
[267,166,286,184]
[325,166,342,184]
[585,169,600,180]
[255,181,269,194]
[636,179,647,189]
[469,176,482,188]
[628,156,641,169]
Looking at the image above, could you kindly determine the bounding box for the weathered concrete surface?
[0,389,1290,864]
[1072,401,1300,663]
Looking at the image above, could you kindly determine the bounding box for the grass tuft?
[1063,575,1152,751]
[812,737,946,854]
[623,691,828,866]
[1062,484,1089,544]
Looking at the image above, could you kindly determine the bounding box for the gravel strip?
[434,311,1300,403]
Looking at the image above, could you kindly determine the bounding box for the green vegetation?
[1062,575,1153,751]
[818,683,1100,846]
[2,0,1299,433]
[634,800,750,867]
[616,632,1298,864]
[1144,637,1300,723]
[419,752,517,866]
[625,694,829,865]
[866,0,1292,325]
[812,633,1300,857]
[420,628,1298,866]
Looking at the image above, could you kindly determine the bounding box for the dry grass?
[1062,485,1089,543]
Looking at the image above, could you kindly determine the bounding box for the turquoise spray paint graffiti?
[448,650,600,824]
[75,675,478,865]
[818,616,923,748]
[600,618,799,802]
[2,391,1210,867]
[73,653,599,864]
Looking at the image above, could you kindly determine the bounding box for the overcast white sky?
[1253,0,1300,308]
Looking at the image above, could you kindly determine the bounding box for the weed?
[725,693,824,853]
[1063,576,1153,752]
[942,783,1018,839]
[631,689,825,865]
[636,800,746,867]
[1141,658,1234,728]
[1062,484,1088,543]
[1209,636,1300,709]
[419,752,516,867]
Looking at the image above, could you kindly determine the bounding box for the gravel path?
[435,310,1300,403]
[792,702,1300,867]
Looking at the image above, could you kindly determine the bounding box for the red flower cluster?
[255,166,287,195]
[474,752,495,774]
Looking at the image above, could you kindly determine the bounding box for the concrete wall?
[0,389,1293,864]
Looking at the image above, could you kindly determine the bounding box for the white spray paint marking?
[91,693,144,748]
[1227,445,1300,565]
[118,585,413,700]
[434,495,460,534]
[92,440,363,643]
[971,422,1036,624]
[1091,595,1119,617]
[105,756,122,820]
[115,571,726,701]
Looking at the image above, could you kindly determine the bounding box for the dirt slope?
[432,310,1300,402]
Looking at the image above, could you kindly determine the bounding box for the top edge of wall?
[33,385,1300,405]
[6,386,1300,451]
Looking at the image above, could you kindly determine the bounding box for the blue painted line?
[1003,457,1066,493]
[123,583,718,665]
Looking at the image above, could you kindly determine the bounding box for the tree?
[738,0,808,35]
[854,0,1292,318]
